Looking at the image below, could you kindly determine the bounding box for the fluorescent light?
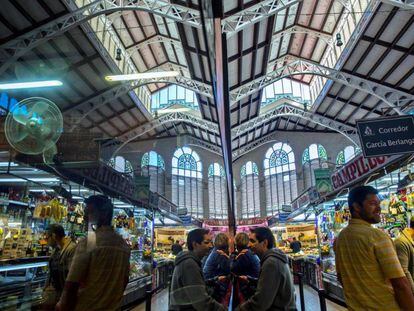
[0,162,18,167]
[0,80,63,90]
[29,189,52,192]
[105,71,179,81]
[0,177,59,183]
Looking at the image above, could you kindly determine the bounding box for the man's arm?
[237,259,279,311]
[390,277,414,310]
[180,260,227,311]
[395,240,414,292]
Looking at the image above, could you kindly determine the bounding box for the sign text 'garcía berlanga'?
[356,115,414,157]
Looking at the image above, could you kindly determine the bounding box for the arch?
[240,161,260,219]
[171,147,203,218]
[151,84,198,113]
[264,143,298,216]
[141,151,165,195]
[208,163,227,219]
[336,145,361,166]
[302,144,328,189]
[108,156,133,176]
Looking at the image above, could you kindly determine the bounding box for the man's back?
[66,227,131,311]
[334,219,404,310]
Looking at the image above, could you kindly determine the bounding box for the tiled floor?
[131,285,347,311]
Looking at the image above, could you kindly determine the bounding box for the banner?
[314,168,332,196]
[330,154,400,191]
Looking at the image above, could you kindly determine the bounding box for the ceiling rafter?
[233,102,359,147]
[0,0,201,75]
[230,56,413,114]
[221,0,302,36]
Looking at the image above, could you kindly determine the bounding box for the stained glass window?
[141,151,165,195]
[264,143,297,216]
[302,144,328,189]
[208,163,227,219]
[108,156,134,177]
[336,151,345,166]
[240,161,260,218]
[172,147,203,217]
[336,146,360,167]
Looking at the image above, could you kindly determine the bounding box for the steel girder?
[110,112,219,158]
[381,0,414,9]
[0,0,201,75]
[271,25,333,48]
[232,103,360,147]
[222,0,301,36]
[233,132,280,159]
[186,136,222,155]
[68,73,212,131]
[231,57,412,114]
[126,35,183,56]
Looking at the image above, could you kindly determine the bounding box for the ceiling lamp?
[115,48,122,61]
[336,33,343,47]
[0,80,63,90]
[105,71,179,82]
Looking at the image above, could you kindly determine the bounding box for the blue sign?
[179,215,192,225]
[278,212,290,223]
[0,92,18,114]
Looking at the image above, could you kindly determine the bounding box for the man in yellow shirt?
[334,186,414,310]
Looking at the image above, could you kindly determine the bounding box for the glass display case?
[0,257,49,309]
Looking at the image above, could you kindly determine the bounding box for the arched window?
[240,161,260,219]
[108,156,134,176]
[336,146,360,166]
[172,147,203,218]
[302,144,328,189]
[141,151,165,195]
[208,163,227,219]
[264,143,297,216]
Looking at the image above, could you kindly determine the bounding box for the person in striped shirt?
[334,186,414,310]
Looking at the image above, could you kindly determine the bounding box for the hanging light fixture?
[115,48,122,61]
[336,33,343,47]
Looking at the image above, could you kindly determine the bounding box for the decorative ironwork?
[0,0,201,75]
[232,56,413,114]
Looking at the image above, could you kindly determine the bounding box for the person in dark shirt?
[290,237,302,253]
[171,240,183,255]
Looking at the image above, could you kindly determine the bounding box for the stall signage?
[134,176,150,200]
[77,163,138,201]
[203,217,267,227]
[291,190,310,210]
[330,154,399,190]
[314,168,332,195]
[356,115,414,157]
[179,215,192,225]
[278,212,290,223]
[158,195,177,215]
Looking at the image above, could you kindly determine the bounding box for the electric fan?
[4,97,63,163]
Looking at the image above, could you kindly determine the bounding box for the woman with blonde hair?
[203,233,231,305]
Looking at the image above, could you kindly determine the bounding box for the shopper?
[57,195,131,311]
[203,233,231,304]
[395,216,414,293]
[236,227,296,311]
[169,228,227,310]
[42,224,76,310]
[231,232,260,279]
[171,240,183,255]
[334,186,414,310]
[289,237,301,253]
[231,232,260,306]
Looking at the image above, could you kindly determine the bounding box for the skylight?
[261,78,311,108]
[151,85,199,114]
